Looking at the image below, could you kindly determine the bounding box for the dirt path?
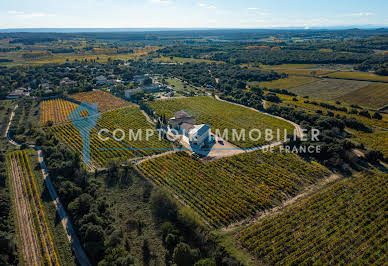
[135,150,177,165]
[4,104,21,146]
[7,104,90,266]
[9,156,42,266]
[221,173,341,232]
[37,149,92,266]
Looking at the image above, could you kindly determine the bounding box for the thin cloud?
[247,8,258,10]
[8,11,55,18]
[150,0,171,4]
[346,12,374,17]
[198,3,216,9]
[8,11,24,15]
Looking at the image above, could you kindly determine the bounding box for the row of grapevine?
[238,169,388,265]
[8,151,60,265]
[138,150,329,227]
[148,96,296,148]
[51,106,172,167]
[70,90,132,112]
[40,98,78,124]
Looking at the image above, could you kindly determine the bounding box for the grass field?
[238,169,388,265]
[52,106,171,168]
[285,78,370,100]
[252,76,319,90]
[138,151,329,227]
[148,96,296,148]
[327,71,388,82]
[70,90,132,112]
[337,82,388,109]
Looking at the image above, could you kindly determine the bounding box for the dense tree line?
[267,104,359,171]
[0,150,18,265]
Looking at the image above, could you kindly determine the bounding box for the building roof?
[180,122,195,132]
[96,75,107,80]
[189,124,210,137]
[174,110,190,119]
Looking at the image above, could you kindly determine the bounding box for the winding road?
[5,104,91,266]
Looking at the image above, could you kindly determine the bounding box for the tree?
[372,112,382,120]
[365,150,383,164]
[173,243,199,266]
[150,189,177,221]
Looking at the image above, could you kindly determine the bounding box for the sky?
[1,0,387,29]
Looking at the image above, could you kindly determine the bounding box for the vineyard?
[327,71,388,82]
[276,94,388,129]
[337,82,388,109]
[40,98,78,124]
[284,79,370,100]
[52,106,172,168]
[149,96,295,148]
[251,76,319,89]
[238,169,388,265]
[348,129,388,157]
[138,151,329,227]
[7,150,59,266]
[70,90,132,112]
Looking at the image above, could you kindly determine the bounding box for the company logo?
[68,102,101,164]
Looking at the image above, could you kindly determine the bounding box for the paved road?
[6,104,91,266]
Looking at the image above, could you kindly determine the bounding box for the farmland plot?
[337,82,388,109]
[285,79,370,100]
[138,151,329,227]
[70,90,132,112]
[7,151,59,266]
[149,96,295,148]
[40,98,78,124]
[238,169,388,265]
[52,106,172,168]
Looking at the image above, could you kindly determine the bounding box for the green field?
[285,78,370,100]
[253,76,319,90]
[238,169,388,265]
[138,151,329,227]
[148,96,296,148]
[327,71,388,82]
[337,82,388,109]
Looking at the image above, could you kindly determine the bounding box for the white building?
[186,124,211,146]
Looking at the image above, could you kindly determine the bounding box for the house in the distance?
[125,88,144,99]
[96,75,107,85]
[60,77,76,87]
[7,87,30,99]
